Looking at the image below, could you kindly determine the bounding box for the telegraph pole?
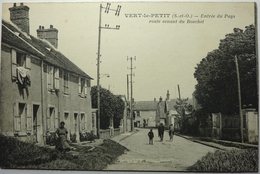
[127,74,129,101]
[96,3,121,138]
[127,56,136,131]
[235,55,244,143]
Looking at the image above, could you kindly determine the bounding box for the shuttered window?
[11,49,17,81]
[47,66,54,90]
[84,80,88,97]
[11,49,31,82]
[54,68,59,89]
[63,71,69,94]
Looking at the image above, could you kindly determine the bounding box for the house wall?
[1,43,93,145]
[0,45,44,144]
[42,64,92,143]
[135,111,156,127]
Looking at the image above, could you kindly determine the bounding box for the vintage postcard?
[0,1,258,173]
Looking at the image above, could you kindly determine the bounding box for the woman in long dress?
[55,121,71,152]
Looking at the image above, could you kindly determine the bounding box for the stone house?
[133,100,157,127]
[0,3,94,145]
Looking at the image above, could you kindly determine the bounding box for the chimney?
[166,90,170,100]
[37,25,58,48]
[9,3,30,35]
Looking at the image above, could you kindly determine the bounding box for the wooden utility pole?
[127,56,136,131]
[96,3,121,138]
[127,74,129,101]
[235,55,244,143]
[178,84,181,100]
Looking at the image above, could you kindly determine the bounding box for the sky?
[1,1,256,101]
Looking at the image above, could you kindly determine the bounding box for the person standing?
[158,123,165,142]
[169,124,174,141]
[148,129,154,145]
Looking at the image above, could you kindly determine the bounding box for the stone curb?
[175,133,227,150]
[175,133,258,150]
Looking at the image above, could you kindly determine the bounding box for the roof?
[133,101,157,111]
[2,20,92,79]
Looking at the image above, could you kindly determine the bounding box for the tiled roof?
[133,101,157,111]
[2,20,92,79]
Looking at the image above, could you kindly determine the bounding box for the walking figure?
[148,129,154,145]
[158,123,165,142]
[169,124,174,141]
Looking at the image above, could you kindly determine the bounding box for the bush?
[0,135,61,168]
[80,131,97,142]
[187,148,258,172]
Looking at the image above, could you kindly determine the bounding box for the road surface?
[106,128,217,171]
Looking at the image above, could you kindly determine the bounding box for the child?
[148,129,154,145]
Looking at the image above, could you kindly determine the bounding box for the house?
[0,3,94,145]
[133,100,157,127]
[156,90,180,128]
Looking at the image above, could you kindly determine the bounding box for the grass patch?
[0,135,128,170]
[187,148,258,172]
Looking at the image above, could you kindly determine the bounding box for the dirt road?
[106,128,217,171]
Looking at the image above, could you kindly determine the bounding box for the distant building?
[156,90,180,128]
[0,3,94,145]
[133,100,157,127]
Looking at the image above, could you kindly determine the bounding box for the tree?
[91,86,125,129]
[174,98,193,133]
[194,25,257,115]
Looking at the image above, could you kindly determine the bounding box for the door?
[74,113,78,134]
[33,105,39,143]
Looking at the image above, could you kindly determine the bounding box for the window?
[17,52,26,67]
[87,80,91,87]
[47,66,53,90]
[11,49,31,82]
[47,66,59,91]
[54,67,59,89]
[64,71,69,94]
[13,102,32,133]
[78,78,87,97]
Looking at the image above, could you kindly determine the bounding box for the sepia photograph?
[0,1,258,172]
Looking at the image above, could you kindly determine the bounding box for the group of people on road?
[147,123,174,145]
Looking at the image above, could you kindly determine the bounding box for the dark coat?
[148,131,154,139]
[158,125,165,136]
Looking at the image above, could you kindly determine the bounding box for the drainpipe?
[40,59,45,145]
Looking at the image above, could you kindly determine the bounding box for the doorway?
[33,105,39,143]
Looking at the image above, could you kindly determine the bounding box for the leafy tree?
[194,25,257,115]
[91,86,125,129]
[174,98,193,133]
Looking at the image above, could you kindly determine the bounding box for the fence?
[99,128,122,139]
[197,110,258,143]
[100,129,110,139]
